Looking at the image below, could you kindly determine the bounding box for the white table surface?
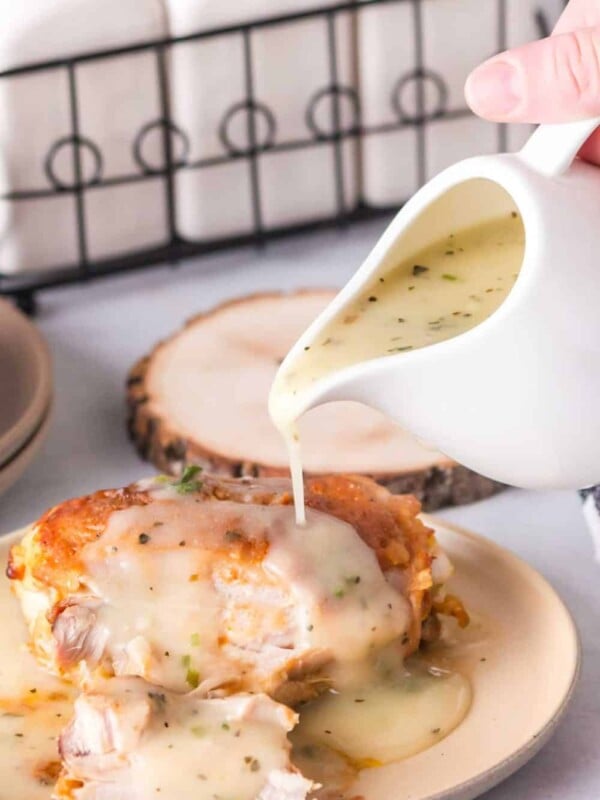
[1,218,598,799]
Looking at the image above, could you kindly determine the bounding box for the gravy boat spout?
[271,117,600,490]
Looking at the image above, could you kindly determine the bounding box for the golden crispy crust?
[8,473,443,665]
[10,474,430,591]
[304,474,429,570]
[8,487,151,593]
[304,475,434,648]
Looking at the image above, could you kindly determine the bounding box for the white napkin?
[166,0,359,241]
[580,488,600,560]
[0,0,169,275]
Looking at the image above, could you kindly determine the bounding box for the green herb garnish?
[412,264,429,276]
[225,530,243,543]
[191,725,206,737]
[173,465,203,494]
[138,533,151,545]
[190,633,201,647]
[156,466,203,493]
[442,273,458,281]
[186,668,200,689]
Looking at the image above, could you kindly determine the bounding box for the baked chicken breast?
[8,471,455,700]
[55,680,313,800]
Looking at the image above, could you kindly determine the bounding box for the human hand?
[465,0,600,164]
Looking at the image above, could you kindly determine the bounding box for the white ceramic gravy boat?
[273,118,600,490]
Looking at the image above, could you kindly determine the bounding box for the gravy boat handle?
[519,116,600,177]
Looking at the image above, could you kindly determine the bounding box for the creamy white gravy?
[59,683,310,800]
[0,550,75,799]
[292,614,493,797]
[0,534,476,799]
[293,661,471,796]
[269,213,525,521]
[80,491,410,693]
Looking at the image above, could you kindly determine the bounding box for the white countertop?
[1,218,598,799]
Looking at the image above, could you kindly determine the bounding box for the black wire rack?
[0,0,557,314]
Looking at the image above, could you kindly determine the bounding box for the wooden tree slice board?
[127,290,504,510]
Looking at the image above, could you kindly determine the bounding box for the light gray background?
[1,219,598,798]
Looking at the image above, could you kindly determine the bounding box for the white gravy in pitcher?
[270,212,525,521]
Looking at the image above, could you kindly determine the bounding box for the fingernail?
[465,60,522,118]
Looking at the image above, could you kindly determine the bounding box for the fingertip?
[465,58,523,121]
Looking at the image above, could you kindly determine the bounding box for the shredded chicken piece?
[9,473,449,700]
[54,680,314,800]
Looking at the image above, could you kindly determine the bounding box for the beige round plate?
[352,517,580,800]
[0,519,579,800]
[0,405,52,497]
[0,298,52,464]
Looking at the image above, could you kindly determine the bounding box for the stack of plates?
[0,298,52,496]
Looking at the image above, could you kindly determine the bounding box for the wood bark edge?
[126,291,505,511]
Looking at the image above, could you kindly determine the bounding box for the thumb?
[465,27,600,123]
